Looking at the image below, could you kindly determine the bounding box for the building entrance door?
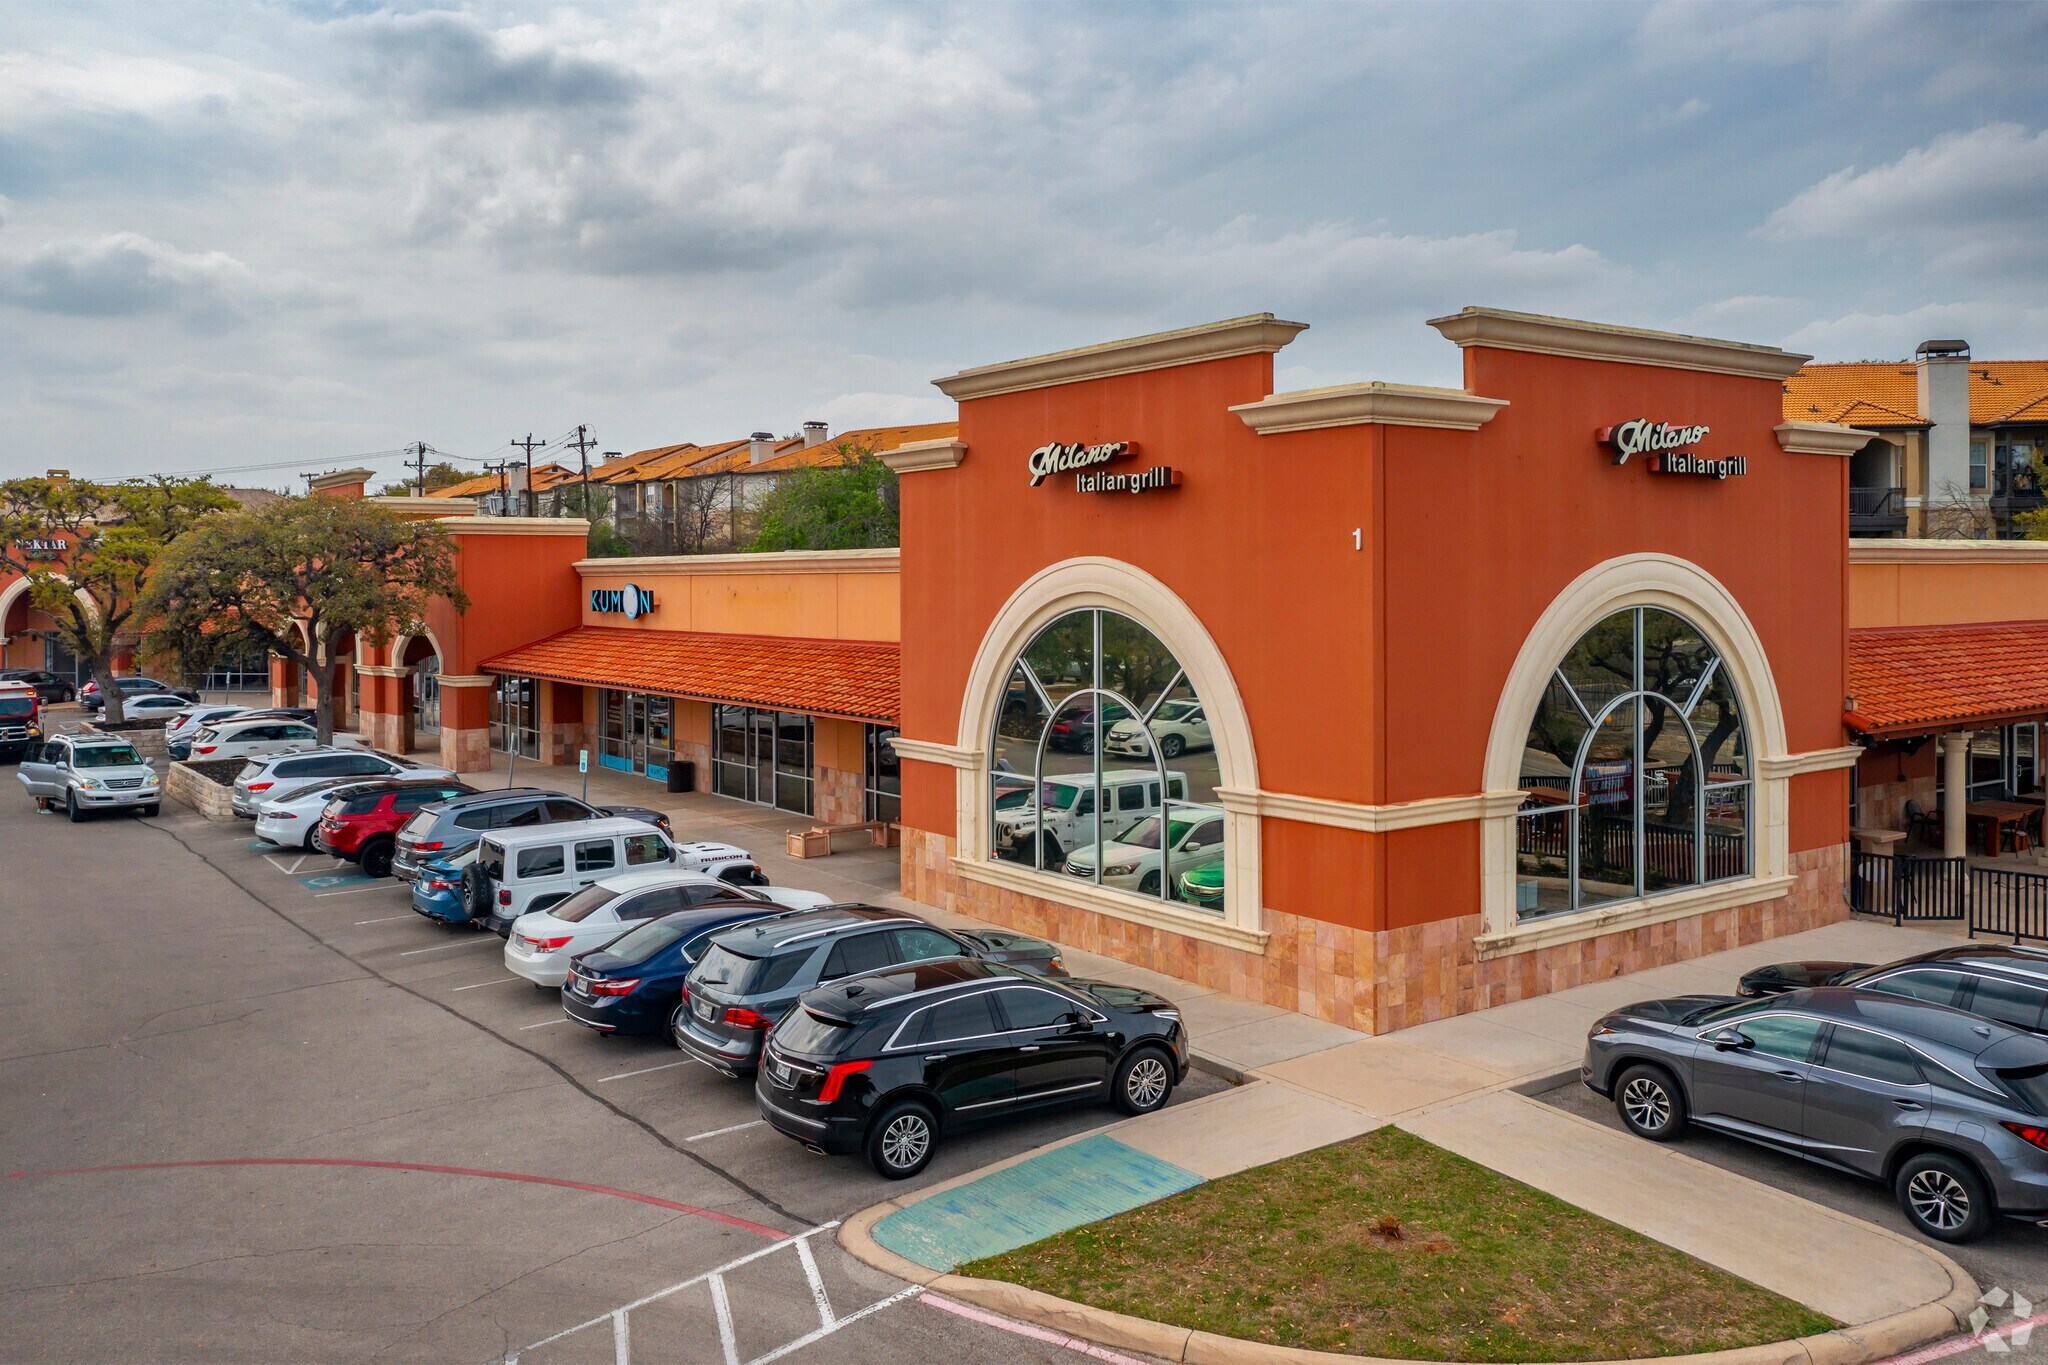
[713,704,812,815]
[600,690,674,782]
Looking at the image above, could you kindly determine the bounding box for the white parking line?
[520,1017,572,1030]
[687,1120,765,1142]
[594,1060,690,1084]
[353,914,413,924]
[450,976,521,992]
[314,884,384,898]
[397,938,499,957]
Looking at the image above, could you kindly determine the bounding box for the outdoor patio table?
[1964,800,2037,857]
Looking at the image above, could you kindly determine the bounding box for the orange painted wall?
[1850,553,2048,628]
[438,530,587,674]
[898,338,1849,934]
[576,562,899,642]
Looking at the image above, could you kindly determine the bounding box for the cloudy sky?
[3,1,2044,486]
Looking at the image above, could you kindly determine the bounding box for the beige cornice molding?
[307,467,375,492]
[1428,307,1810,380]
[436,674,494,688]
[888,736,978,769]
[1231,383,1508,435]
[1756,746,1864,779]
[1776,422,1876,457]
[954,856,1270,954]
[934,314,1308,401]
[880,438,967,475]
[573,548,900,576]
[1850,539,2048,565]
[1217,786,1527,831]
[352,664,408,678]
[366,495,478,516]
[442,517,590,537]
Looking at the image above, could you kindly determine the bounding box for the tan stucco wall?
[577,550,899,642]
[1851,541,2048,627]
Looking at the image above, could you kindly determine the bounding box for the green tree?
[141,497,469,745]
[2017,446,2048,540]
[747,445,898,552]
[375,462,472,496]
[0,475,235,721]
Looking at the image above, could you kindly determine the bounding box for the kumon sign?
[590,584,655,619]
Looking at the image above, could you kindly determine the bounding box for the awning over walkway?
[480,626,899,724]
[1846,621,2048,739]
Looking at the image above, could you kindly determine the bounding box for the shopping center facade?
[16,307,2029,1033]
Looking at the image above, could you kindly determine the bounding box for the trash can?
[667,761,694,793]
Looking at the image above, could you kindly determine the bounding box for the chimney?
[1915,339,1972,503]
[46,469,70,484]
[750,431,777,465]
[802,420,828,448]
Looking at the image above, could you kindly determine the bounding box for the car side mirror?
[1709,1029,1750,1051]
[1184,841,1204,853]
[1059,1011,1091,1033]
[142,757,155,767]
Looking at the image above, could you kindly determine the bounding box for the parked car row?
[1585,943,2048,1243]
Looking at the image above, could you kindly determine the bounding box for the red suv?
[321,780,475,878]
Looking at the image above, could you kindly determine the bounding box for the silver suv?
[230,748,450,819]
[1584,986,2048,1243]
[15,734,163,821]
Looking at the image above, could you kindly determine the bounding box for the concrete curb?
[1189,1050,1249,1085]
[838,1195,1982,1365]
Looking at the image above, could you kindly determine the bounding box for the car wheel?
[866,1101,937,1179]
[1079,732,1094,754]
[140,804,159,818]
[1895,1152,1994,1243]
[1138,871,1161,896]
[1114,1047,1175,1115]
[1160,734,1185,759]
[1613,1064,1688,1142]
[1037,835,1062,869]
[66,791,83,823]
[359,839,395,879]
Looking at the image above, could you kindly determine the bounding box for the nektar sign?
[1599,419,1746,481]
[1026,441,1180,495]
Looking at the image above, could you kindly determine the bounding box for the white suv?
[16,734,163,820]
[188,718,363,765]
[231,748,451,818]
[991,768,1187,869]
[1063,803,1226,897]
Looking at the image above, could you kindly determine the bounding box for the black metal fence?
[1851,850,2048,944]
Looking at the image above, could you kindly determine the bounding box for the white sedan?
[188,718,365,763]
[503,869,836,988]
[253,778,371,850]
[168,705,249,743]
[1061,805,1226,897]
[1105,699,1212,759]
[119,693,197,720]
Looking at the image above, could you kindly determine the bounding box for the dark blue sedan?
[562,903,790,1037]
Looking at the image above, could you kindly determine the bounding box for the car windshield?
[0,698,33,718]
[1690,998,1771,1028]
[993,785,1034,811]
[1036,782,1081,810]
[693,943,761,990]
[477,842,504,880]
[400,812,438,838]
[547,886,622,924]
[1110,814,1196,850]
[773,1008,853,1058]
[601,919,689,964]
[1997,1063,2048,1115]
[1155,700,1199,722]
[72,744,143,768]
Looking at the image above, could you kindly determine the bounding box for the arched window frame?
[954,558,1266,954]
[1481,554,1795,954]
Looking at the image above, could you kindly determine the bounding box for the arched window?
[987,608,1225,913]
[1514,607,1749,921]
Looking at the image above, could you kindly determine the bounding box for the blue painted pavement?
[871,1134,1203,1271]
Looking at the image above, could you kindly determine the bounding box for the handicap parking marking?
[299,871,372,891]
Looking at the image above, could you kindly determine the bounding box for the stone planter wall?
[84,718,171,761]
[166,759,242,822]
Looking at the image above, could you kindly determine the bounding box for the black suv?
[674,907,1062,1077]
[757,957,1187,1178]
[390,787,671,884]
[1738,945,2048,1035]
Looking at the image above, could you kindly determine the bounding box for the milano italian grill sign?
[1600,419,1746,481]
[1026,441,1179,495]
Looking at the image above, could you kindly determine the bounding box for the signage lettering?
[14,538,64,560]
[1027,441,1133,487]
[1076,465,1180,494]
[590,584,655,618]
[1599,419,1746,481]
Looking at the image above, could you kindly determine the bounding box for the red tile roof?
[1783,360,2048,427]
[480,626,899,723]
[1847,621,2048,737]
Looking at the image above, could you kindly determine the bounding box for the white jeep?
[992,768,1188,869]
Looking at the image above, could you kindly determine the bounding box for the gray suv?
[674,907,1063,1077]
[1584,986,2048,1243]
[1737,945,2048,1035]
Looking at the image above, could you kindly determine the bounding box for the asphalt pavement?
[1537,1077,2046,1313]
[0,762,1212,1363]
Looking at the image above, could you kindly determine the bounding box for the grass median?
[957,1127,1836,1362]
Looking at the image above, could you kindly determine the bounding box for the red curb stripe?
[3,1158,785,1240]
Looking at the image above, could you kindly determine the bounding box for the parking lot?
[0,737,1218,1363]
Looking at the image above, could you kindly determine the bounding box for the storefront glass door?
[414,657,441,737]
[600,690,674,780]
[712,704,813,815]
[491,676,539,759]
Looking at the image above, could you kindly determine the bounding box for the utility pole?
[569,425,597,523]
[299,472,318,496]
[410,442,430,497]
[484,460,513,516]
[512,433,544,517]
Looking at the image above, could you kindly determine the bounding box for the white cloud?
[1783,298,2048,362]
[0,233,256,326]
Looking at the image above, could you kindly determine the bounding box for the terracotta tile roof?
[592,445,695,485]
[686,423,960,477]
[428,463,577,499]
[480,625,899,723]
[1847,621,2048,737]
[1784,360,2048,427]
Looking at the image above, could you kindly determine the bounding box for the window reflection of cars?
[991,771,1187,869]
[1046,700,1132,753]
[1178,860,1225,911]
[1062,805,1226,897]
[1105,699,1210,759]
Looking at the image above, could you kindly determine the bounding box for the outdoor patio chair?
[2004,823,2033,856]
[1904,799,1937,846]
